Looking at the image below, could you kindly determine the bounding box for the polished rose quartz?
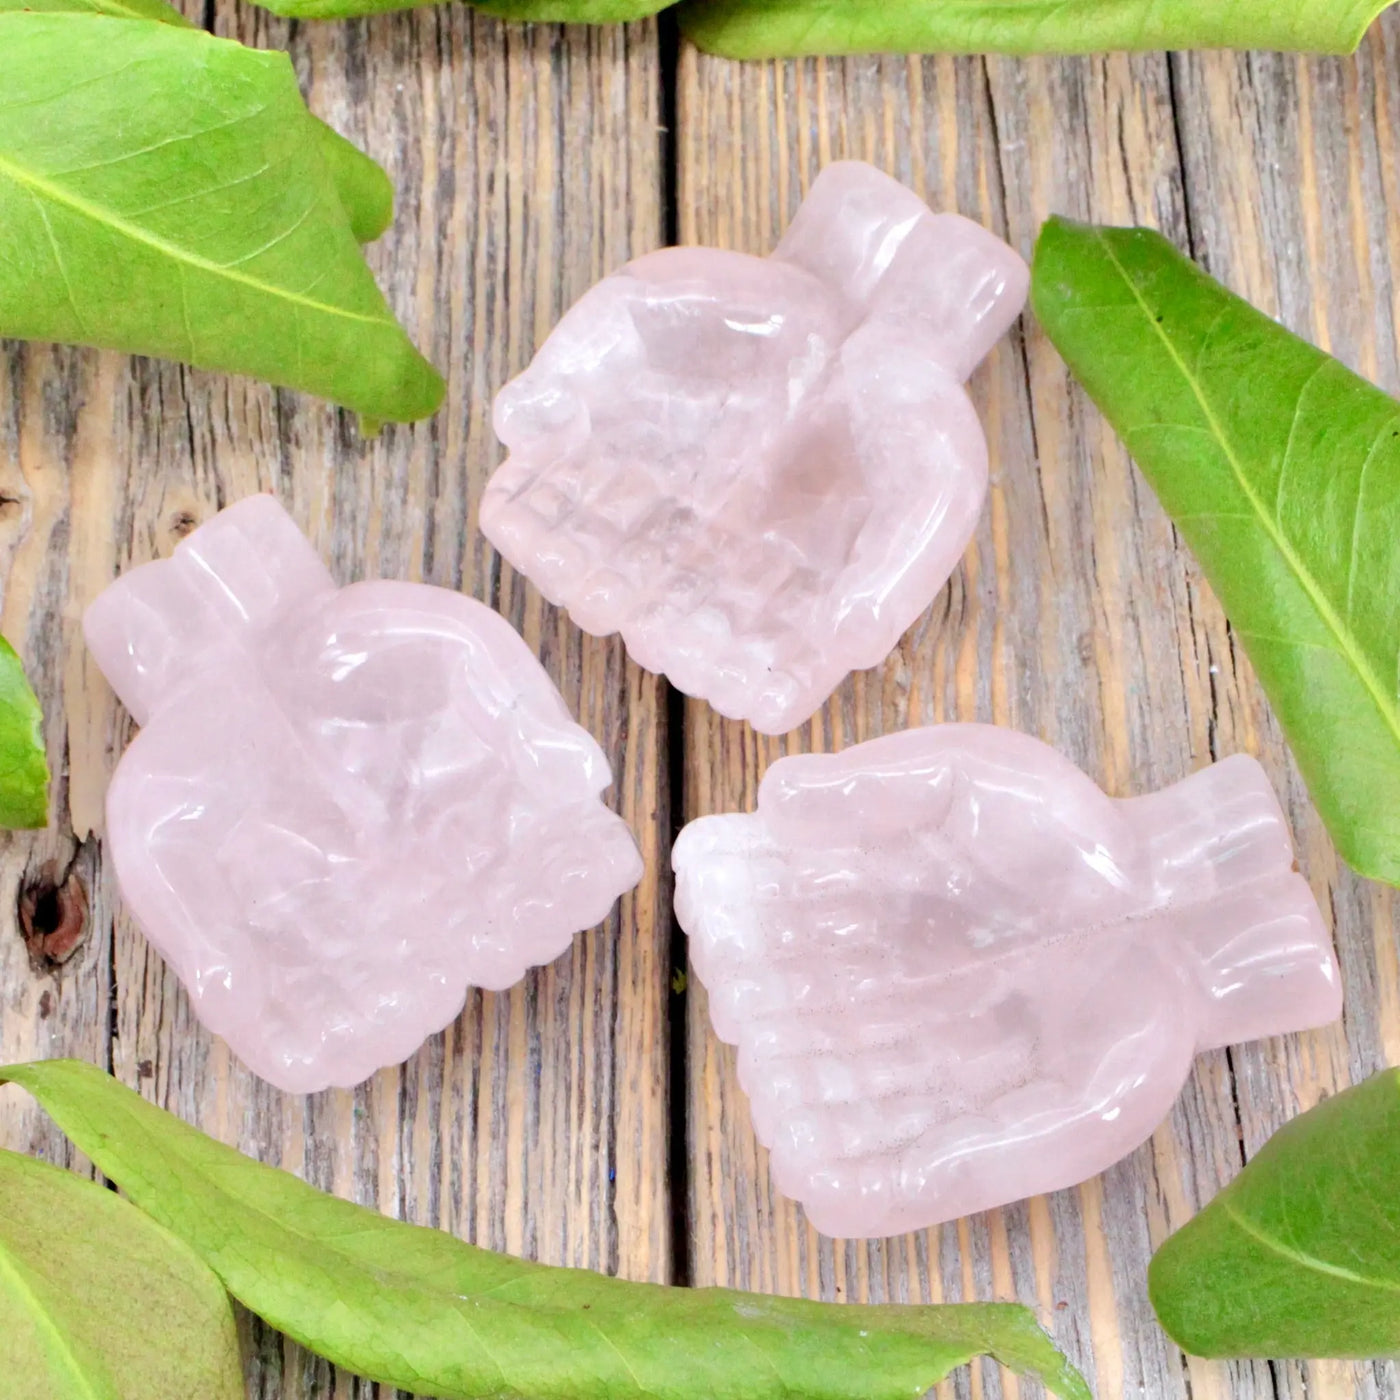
[85,495,643,1094]
[673,726,1340,1238]
[480,161,1029,734]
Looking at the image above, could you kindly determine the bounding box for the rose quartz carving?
[84,495,643,1094]
[480,161,1029,734]
[673,726,1340,1238]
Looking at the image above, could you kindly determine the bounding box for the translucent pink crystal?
[672,726,1340,1238]
[85,496,643,1094]
[480,162,1029,734]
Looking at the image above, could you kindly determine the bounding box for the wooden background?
[1,5,1397,1397]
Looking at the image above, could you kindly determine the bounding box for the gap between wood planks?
[655,6,694,1293]
[1158,47,1269,1400]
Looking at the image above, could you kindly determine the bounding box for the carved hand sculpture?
[481,161,1029,734]
[85,496,642,1093]
[673,725,1340,1237]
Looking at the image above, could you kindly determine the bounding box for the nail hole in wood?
[19,866,90,971]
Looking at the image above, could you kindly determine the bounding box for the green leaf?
[0,16,443,423]
[0,1059,1091,1400]
[679,0,1392,59]
[0,0,192,22]
[469,0,670,18]
[308,121,395,245]
[0,1147,243,1400]
[257,0,667,20]
[0,0,391,242]
[1149,1071,1400,1357]
[0,636,48,830]
[1030,218,1400,887]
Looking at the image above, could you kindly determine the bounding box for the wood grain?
[677,21,1400,1400]
[3,6,1400,1400]
[0,9,670,1398]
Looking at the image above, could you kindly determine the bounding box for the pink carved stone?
[480,161,1029,734]
[672,726,1340,1238]
[84,495,643,1094]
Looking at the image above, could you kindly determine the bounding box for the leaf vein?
[46,109,260,179]
[0,55,141,115]
[223,199,314,269]
[1221,1201,1400,1296]
[1344,412,1398,625]
[29,190,87,337]
[121,161,279,222]
[1272,358,1332,523]
[585,1317,656,1397]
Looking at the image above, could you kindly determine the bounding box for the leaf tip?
[1030,215,1093,311]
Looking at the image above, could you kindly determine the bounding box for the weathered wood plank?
[678,24,1400,1400]
[0,9,670,1397]
[0,343,116,1173]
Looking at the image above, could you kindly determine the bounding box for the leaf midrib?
[0,1231,107,1400]
[0,146,395,331]
[1094,226,1400,758]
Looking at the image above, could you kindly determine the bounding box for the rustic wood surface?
[1,5,1398,1399]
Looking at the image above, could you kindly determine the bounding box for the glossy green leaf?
[258,0,666,22]
[3,0,192,21]
[1149,1071,1400,1357]
[0,636,48,830]
[467,0,669,15]
[0,1059,1090,1400]
[0,16,443,422]
[1031,218,1400,886]
[470,0,668,18]
[0,0,393,242]
[680,0,1392,58]
[307,122,395,245]
[0,1148,243,1400]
